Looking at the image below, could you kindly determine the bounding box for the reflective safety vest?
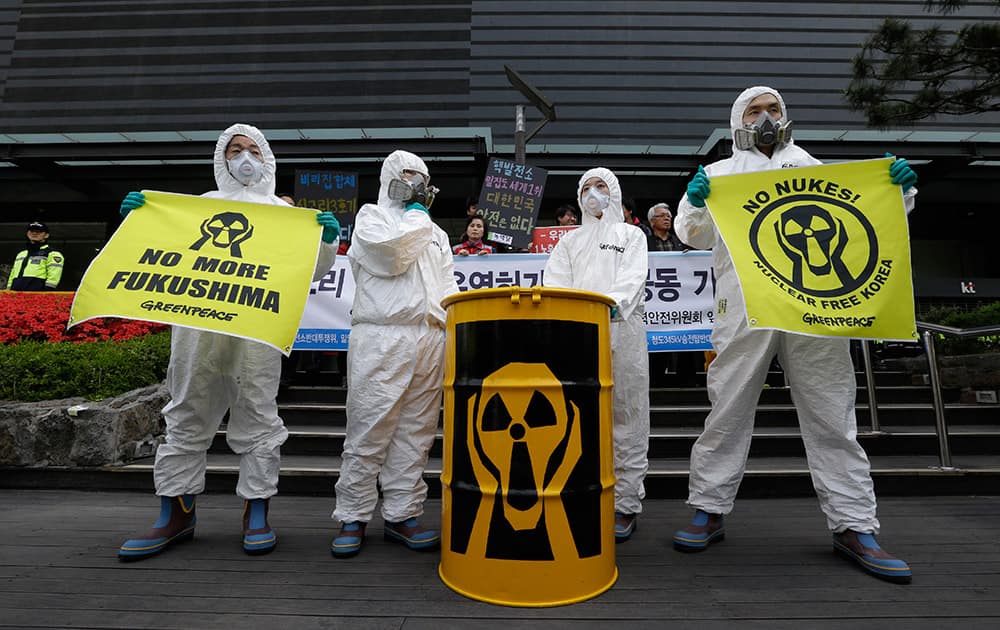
[7,243,64,291]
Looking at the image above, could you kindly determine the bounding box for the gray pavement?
[1,490,998,629]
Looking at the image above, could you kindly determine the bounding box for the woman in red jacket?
[453,214,494,256]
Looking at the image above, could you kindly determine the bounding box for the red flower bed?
[0,291,167,344]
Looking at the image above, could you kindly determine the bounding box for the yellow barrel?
[439,286,617,607]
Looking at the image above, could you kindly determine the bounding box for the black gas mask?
[734,111,793,151]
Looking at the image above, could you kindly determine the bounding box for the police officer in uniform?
[6,222,64,291]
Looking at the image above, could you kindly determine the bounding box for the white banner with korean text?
[294,251,715,351]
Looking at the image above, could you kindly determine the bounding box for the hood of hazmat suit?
[348,149,459,327]
[544,167,648,320]
[730,86,792,152]
[208,123,280,203]
[542,166,651,514]
[730,87,786,130]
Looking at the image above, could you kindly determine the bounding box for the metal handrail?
[915,319,1000,470]
[917,321,1000,338]
[859,341,881,433]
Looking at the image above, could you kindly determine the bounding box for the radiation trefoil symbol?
[750,194,879,298]
[464,362,583,560]
[190,211,254,258]
[775,204,854,288]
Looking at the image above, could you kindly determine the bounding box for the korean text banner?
[294,170,358,241]
[642,251,715,350]
[69,190,323,354]
[295,254,355,350]
[477,157,547,249]
[708,158,916,341]
[530,225,578,254]
[296,252,715,352]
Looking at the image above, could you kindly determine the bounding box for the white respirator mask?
[227,150,264,186]
[581,187,610,216]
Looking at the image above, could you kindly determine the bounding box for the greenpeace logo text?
[140,300,237,321]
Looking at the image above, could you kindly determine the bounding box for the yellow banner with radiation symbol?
[69,190,323,354]
[708,158,917,341]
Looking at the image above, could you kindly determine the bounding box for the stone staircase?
[113,361,1000,498]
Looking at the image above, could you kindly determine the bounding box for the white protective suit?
[675,87,917,533]
[544,167,651,515]
[334,150,460,524]
[155,123,337,500]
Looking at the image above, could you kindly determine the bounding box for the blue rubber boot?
[673,509,724,552]
[119,495,196,561]
[331,521,367,558]
[384,517,440,551]
[833,530,912,584]
[242,498,277,555]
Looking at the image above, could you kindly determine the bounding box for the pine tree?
[845,0,1000,127]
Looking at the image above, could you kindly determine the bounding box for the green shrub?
[922,301,1000,355]
[0,331,171,402]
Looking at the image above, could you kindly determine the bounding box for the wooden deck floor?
[1,490,998,629]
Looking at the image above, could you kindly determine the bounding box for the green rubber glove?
[316,211,341,244]
[406,202,429,214]
[686,166,711,208]
[119,191,146,218]
[886,153,918,189]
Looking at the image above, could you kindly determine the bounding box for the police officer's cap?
[27,221,49,232]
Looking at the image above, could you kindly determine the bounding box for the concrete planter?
[0,384,167,467]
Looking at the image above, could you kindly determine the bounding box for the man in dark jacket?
[646,203,687,252]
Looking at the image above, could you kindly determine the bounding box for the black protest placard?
[294,170,358,241]
[477,158,547,250]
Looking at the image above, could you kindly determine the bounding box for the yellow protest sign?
[708,158,917,341]
[69,190,322,354]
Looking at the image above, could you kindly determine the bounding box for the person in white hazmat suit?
[544,167,650,543]
[118,123,340,561]
[330,150,459,559]
[671,87,918,584]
